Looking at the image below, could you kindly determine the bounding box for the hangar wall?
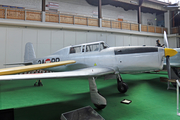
[0,0,158,25]
[0,25,170,69]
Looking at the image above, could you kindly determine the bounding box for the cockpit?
[69,41,109,54]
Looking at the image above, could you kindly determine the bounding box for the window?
[70,46,81,54]
[86,44,99,52]
[100,43,109,50]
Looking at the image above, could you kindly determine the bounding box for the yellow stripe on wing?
[0,60,76,75]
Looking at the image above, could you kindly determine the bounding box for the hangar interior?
[0,0,180,120]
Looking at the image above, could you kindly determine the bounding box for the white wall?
[0,0,41,10]
[0,25,168,69]
[142,12,156,25]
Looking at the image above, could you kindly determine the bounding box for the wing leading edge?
[0,60,76,75]
[0,67,115,81]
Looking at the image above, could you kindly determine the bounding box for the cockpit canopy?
[69,41,109,54]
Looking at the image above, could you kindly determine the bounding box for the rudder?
[24,42,36,62]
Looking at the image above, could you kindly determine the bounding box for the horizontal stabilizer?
[4,62,32,66]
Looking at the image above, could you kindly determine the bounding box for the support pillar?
[138,0,143,32]
[98,0,102,28]
[42,0,46,22]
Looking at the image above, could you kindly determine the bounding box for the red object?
[45,59,51,63]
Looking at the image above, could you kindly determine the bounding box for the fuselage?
[33,41,165,73]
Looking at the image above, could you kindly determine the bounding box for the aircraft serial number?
[38,58,60,64]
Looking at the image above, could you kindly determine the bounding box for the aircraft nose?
[164,48,177,57]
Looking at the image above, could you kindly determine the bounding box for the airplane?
[0,31,177,109]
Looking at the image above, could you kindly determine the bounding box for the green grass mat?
[0,71,179,120]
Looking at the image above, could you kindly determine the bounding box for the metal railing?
[0,7,168,34]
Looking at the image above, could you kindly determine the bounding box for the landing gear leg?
[34,80,43,86]
[88,77,107,109]
[117,74,128,93]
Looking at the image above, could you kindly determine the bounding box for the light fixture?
[130,1,138,4]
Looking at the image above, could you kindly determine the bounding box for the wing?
[164,63,180,67]
[0,67,115,81]
[0,60,76,75]
[170,63,180,67]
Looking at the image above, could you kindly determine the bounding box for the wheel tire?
[94,104,106,110]
[117,82,128,93]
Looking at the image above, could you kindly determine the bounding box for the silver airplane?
[0,31,177,109]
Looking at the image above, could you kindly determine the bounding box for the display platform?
[0,71,179,120]
[61,106,104,120]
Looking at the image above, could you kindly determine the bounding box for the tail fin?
[24,42,36,62]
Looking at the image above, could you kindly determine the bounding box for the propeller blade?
[166,56,171,79]
[164,31,169,48]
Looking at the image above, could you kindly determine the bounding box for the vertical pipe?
[138,6,142,32]
[5,8,7,19]
[177,80,179,115]
[177,80,180,116]
[110,20,112,28]
[42,0,45,12]
[25,10,26,21]
[120,22,122,29]
[73,16,75,25]
[138,0,143,32]
[42,0,46,22]
[138,6,141,24]
[87,17,89,26]
[98,0,102,27]
[58,13,60,23]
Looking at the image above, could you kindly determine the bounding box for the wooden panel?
[74,16,87,25]
[60,15,73,24]
[88,18,98,27]
[141,25,147,32]
[7,9,25,20]
[102,20,110,28]
[122,22,130,30]
[131,24,138,31]
[112,21,121,29]
[46,13,59,23]
[148,26,155,33]
[0,8,5,18]
[26,11,41,21]
[156,27,162,33]
[171,27,178,34]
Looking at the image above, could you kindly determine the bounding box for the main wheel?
[117,82,128,93]
[94,104,106,110]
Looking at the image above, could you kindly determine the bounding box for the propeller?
[163,31,177,80]
[164,31,169,48]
